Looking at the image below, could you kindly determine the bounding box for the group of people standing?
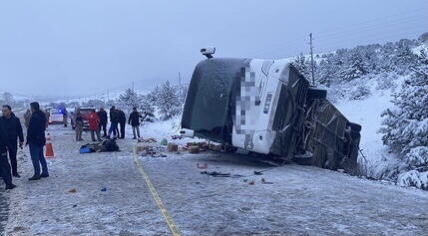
[72,106,142,142]
[0,102,145,190]
[107,106,125,139]
[108,106,142,140]
[0,102,50,190]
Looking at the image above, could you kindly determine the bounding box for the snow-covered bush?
[349,84,371,100]
[397,170,428,190]
[375,73,398,90]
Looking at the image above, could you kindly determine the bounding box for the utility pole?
[309,33,315,86]
[132,81,134,92]
[178,72,181,85]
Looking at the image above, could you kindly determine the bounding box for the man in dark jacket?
[0,118,16,189]
[26,102,49,180]
[97,107,108,137]
[117,109,126,139]
[128,107,142,139]
[107,106,119,139]
[1,105,24,177]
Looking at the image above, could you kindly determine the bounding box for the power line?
[247,7,426,58]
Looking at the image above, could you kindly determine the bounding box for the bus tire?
[347,122,362,132]
[307,87,327,100]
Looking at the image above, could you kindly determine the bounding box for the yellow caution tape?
[133,146,181,236]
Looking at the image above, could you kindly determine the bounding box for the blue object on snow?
[79,147,91,154]
[101,187,107,192]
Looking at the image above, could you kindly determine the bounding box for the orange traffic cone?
[45,133,54,158]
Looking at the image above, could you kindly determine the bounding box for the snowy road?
[3,125,427,235]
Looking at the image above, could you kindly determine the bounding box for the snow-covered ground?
[2,116,427,235]
[335,79,401,179]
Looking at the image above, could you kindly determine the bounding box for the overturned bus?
[181,48,361,172]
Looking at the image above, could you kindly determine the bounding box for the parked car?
[72,108,96,130]
[181,48,361,173]
[48,110,64,125]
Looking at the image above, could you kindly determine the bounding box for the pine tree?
[139,94,155,122]
[317,54,336,87]
[292,53,311,79]
[378,42,396,72]
[176,83,188,104]
[67,101,80,108]
[156,81,182,120]
[379,48,428,170]
[2,92,15,106]
[83,99,105,108]
[339,52,367,81]
[118,88,142,114]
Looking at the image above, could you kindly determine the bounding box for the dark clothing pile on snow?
[80,139,120,153]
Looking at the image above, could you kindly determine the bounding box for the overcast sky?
[0,0,426,99]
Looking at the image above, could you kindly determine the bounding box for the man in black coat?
[97,107,108,137]
[0,118,16,189]
[117,109,126,139]
[26,102,49,180]
[128,107,142,139]
[107,106,119,139]
[1,105,24,177]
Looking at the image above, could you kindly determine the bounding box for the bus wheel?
[307,87,327,100]
[292,151,313,166]
[347,122,362,132]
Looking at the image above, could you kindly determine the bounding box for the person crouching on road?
[88,110,101,142]
[1,105,24,178]
[26,102,49,180]
[74,109,84,141]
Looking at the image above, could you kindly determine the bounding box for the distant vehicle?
[181,48,361,172]
[48,110,64,125]
[72,108,96,130]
